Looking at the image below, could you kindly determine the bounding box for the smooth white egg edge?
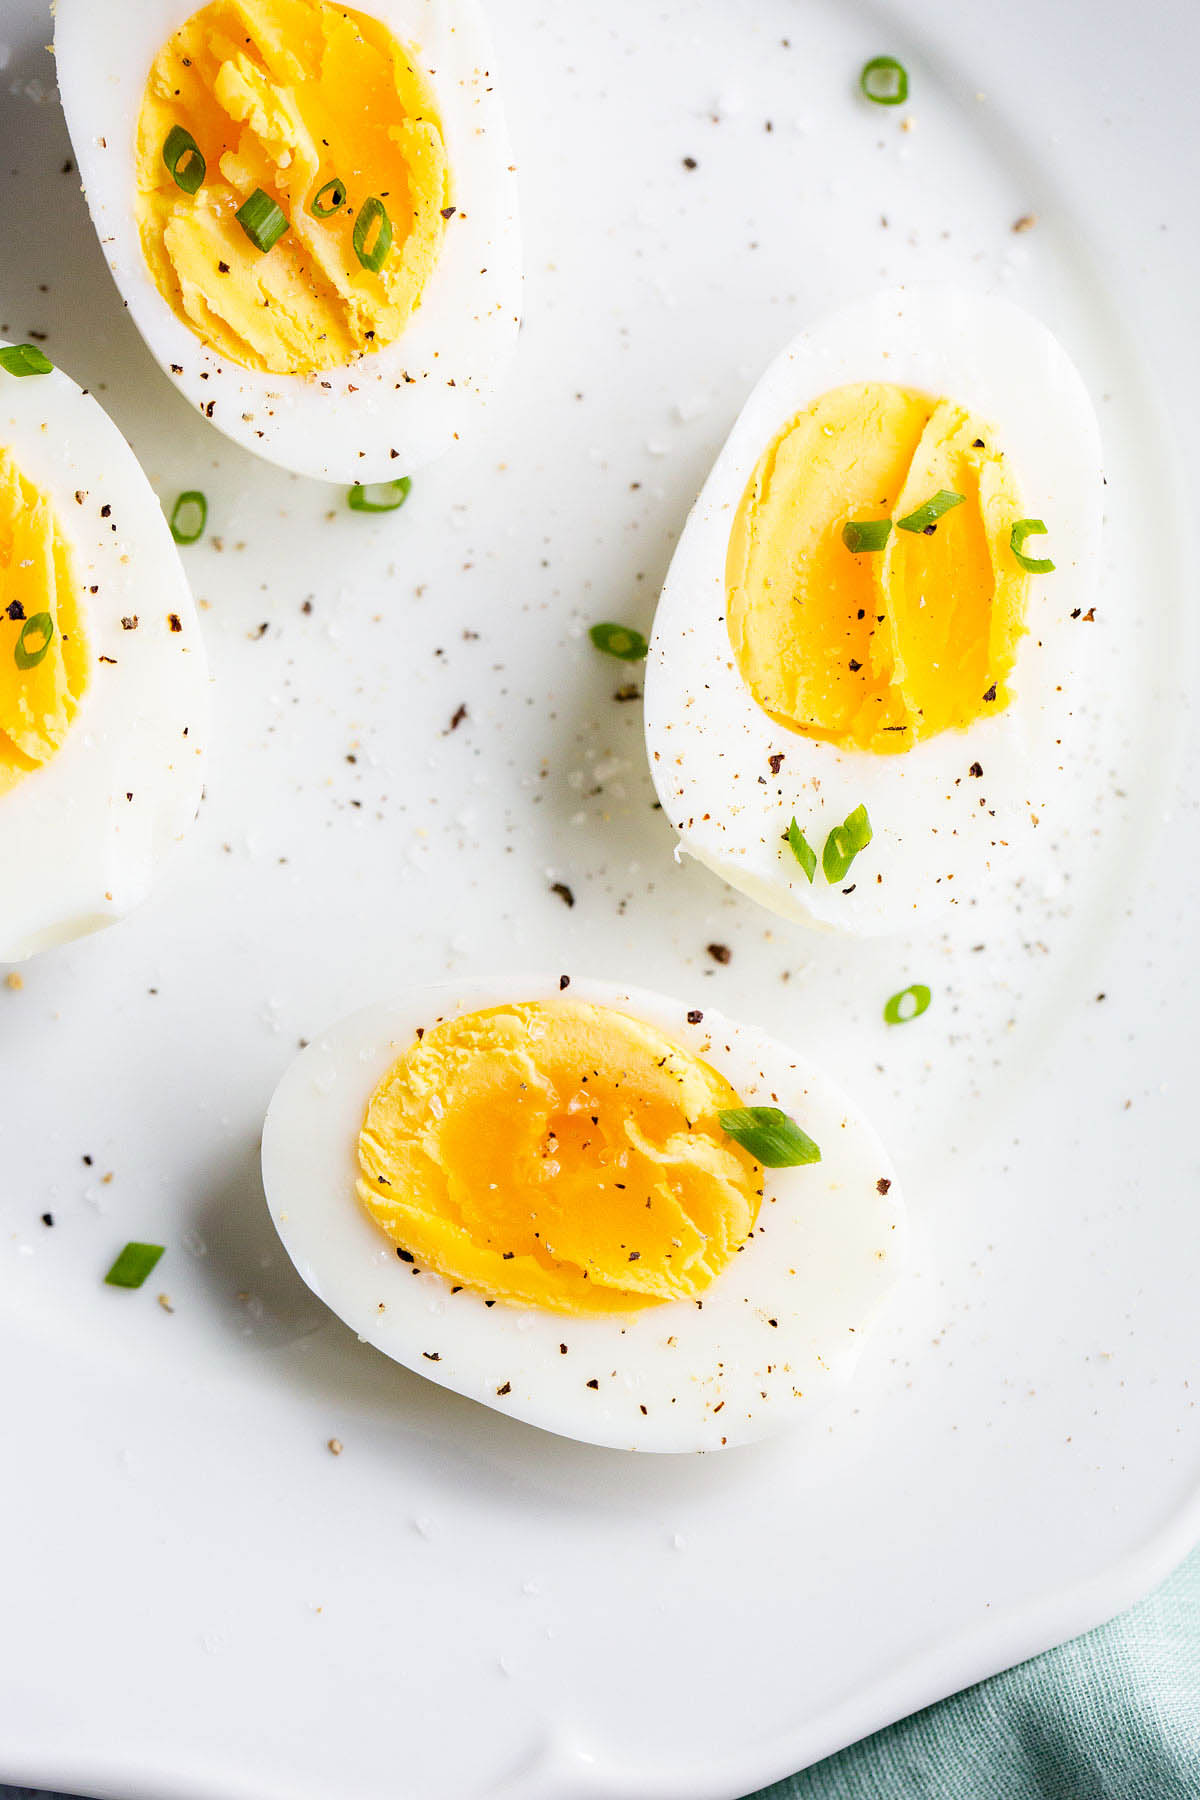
[0,358,209,961]
[644,285,1104,935]
[54,0,523,481]
[261,974,908,1453]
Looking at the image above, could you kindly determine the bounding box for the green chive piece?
[310,177,348,219]
[235,188,289,253]
[897,489,964,534]
[0,343,53,377]
[347,476,412,514]
[1010,517,1056,573]
[718,1106,822,1168]
[786,817,817,883]
[352,196,392,272]
[163,124,206,195]
[860,56,909,105]
[169,490,207,545]
[589,622,648,662]
[104,1242,165,1289]
[823,802,872,883]
[883,983,932,1026]
[13,611,54,670]
[842,518,892,553]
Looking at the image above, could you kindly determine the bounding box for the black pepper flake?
[983,684,998,703]
[396,1247,415,1263]
[82,1154,92,1166]
[446,702,468,732]
[41,1213,53,1227]
[167,613,183,633]
[121,615,138,630]
[98,655,117,665]
[422,1351,441,1361]
[496,1381,511,1396]
[876,1177,892,1195]
[969,761,984,779]
[848,658,862,672]
[559,1343,568,1354]
[559,974,570,990]
[682,156,698,169]
[768,1317,778,1328]
[613,682,641,702]
[586,1378,599,1390]
[686,1009,703,1024]
[100,504,111,519]
[550,881,575,908]
[922,523,937,536]
[218,260,230,274]
[628,1251,640,1262]
[768,752,784,774]
[6,600,25,621]
[501,1251,514,1260]
[707,943,731,965]
[485,1299,495,1307]
[441,205,456,219]
[972,438,985,449]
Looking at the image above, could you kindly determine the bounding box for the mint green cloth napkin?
[747,1544,1200,1800]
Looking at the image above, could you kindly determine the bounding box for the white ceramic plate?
[1,2,1196,1798]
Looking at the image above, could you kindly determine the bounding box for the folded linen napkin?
[748,1545,1199,1800]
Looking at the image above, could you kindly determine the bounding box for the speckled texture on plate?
[0,0,1196,1797]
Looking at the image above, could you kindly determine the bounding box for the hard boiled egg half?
[644,288,1103,934]
[56,0,522,481]
[261,974,906,1452]
[0,349,207,963]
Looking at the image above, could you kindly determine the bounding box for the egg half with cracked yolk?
[0,348,207,962]
[261,975,906,1452]
[55,0,521,481]
[644,287,1103,934]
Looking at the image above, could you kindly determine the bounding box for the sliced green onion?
[897,489,964,533]
[104,1241,165,1289]
[883,983,932,1026]
[0,343,53,377]
[860,56,909,105]
[14,611,54,670]
[589,621,648,661]
[352,195,392,272]
[718,1106,821,1168]
[786,817,817,883]
[162,124,205,195]
[310,177,347,219]
[823,802,872,883]
[347,476,412,514]
[235,187,289,253]
[842,518,892,553]
[1010,517,1056,573]
[169,490,207,544]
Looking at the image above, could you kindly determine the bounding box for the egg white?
[261,973,907,1453]
[55,0,522,482]
[0,353,208,963]
[644,286,1104,935]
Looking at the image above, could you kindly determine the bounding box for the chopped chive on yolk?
[134,0,452,376]
[726,383,1031,754]
[356,999,763,1316]
[0,446,89,797]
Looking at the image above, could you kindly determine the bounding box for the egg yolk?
[357,1000,763,1316]
[725,383,1029,753]
[135,0,450,376]
[0,449,88,795]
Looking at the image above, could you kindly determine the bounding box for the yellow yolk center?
[135,0,450,376]
[725,383,1030,753]
[0,449,88,794]
[356,1000,763,1316]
